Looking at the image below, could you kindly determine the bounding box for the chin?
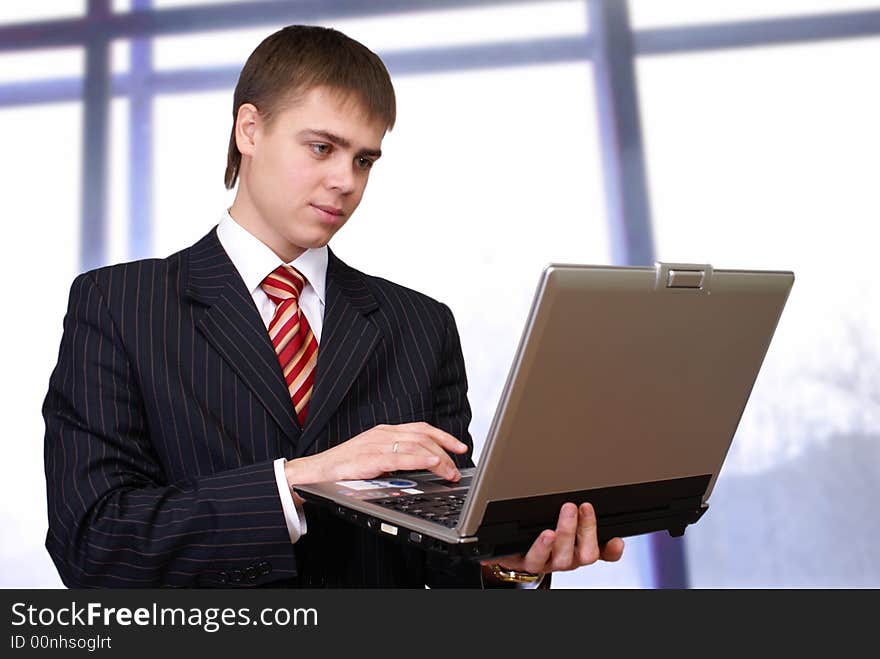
[290,231,334,250]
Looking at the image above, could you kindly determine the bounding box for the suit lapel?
[183,228,301,449]
[295,249,382,458]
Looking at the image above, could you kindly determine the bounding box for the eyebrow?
[298,129,382,159]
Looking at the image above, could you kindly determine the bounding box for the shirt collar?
[216,209,328,304]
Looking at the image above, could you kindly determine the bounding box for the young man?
[43,25,623,588]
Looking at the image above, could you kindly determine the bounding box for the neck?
[228,190,306,263]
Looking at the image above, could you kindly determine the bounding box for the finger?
[408,434,462,480]
[515,530,555,574]
[387,433,461,481]
[600,537,625,562]
[549,503,579,571]
[382,450,458,482]
[392,422,469,454]
[575,502,601,566]
[519,530,556,572]
[378,452,441,474]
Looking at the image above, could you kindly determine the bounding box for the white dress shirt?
[216,209,328,544]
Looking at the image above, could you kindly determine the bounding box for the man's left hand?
[482,502,624,577]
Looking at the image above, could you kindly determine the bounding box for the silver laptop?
[296,262,794,560]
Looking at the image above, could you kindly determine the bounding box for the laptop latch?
[666,269,704,289]
[655,262,713,293]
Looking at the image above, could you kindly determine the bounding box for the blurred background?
[2,0,878,588]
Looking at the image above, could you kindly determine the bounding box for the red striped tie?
[261,265,319,427]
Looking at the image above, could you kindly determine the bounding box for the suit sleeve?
[430,303,476,470]
[423,302,483,587]
[43,273,292,588]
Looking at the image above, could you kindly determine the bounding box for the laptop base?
[302,474,711,561]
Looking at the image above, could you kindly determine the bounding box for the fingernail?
[542,534,553,546]
[428,456,440,465]
[564,504,577,518]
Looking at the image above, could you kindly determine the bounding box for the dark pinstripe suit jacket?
[43,227,481,588]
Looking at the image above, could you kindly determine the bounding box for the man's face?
[235,85,386,262]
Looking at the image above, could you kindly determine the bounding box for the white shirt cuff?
[273,457,308,543]
[516,575,546,589]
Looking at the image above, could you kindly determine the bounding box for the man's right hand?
[283,422,468,487]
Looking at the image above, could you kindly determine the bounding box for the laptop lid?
[456,262,794,537]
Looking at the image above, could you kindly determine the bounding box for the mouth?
[310,203,345,225]
[311,203,344,216]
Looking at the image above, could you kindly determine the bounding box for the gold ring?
[489,564,542,583]
[392,441,399,454]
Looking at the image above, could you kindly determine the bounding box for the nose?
[324,158,355,195]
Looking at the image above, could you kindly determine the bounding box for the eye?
[355,156,374,170]
[309,143,331,156]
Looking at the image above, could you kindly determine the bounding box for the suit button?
[244,566,258,581]
[257,561,272,575]
[230,569,243,583]
[217,571,230,585]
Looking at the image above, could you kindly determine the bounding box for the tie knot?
[261,265,306,304]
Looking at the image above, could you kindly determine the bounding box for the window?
[638,37,880,586]
[1,101,82,586]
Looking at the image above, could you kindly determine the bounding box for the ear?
[234,103,260,157]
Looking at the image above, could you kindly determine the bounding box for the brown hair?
[224,25,396,189]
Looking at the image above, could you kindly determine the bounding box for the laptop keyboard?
[374,492,466,528]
